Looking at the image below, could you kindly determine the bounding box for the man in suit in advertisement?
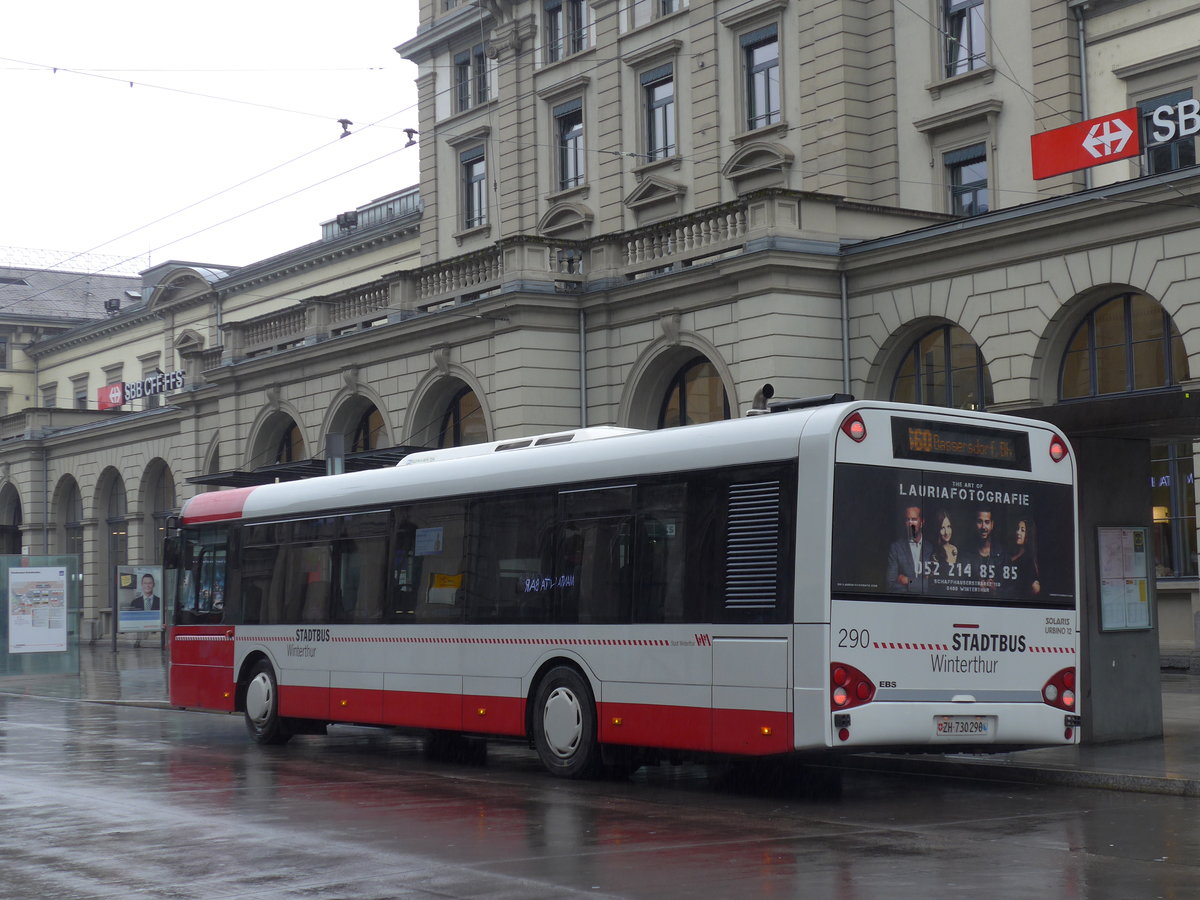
[886,504,935,593]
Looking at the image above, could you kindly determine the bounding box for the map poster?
[8,566,68,654]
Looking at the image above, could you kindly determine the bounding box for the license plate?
[934,715,994,738]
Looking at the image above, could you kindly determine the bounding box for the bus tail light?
[830,662,876,711]
[1042,667,1076,711]
[841,413,867,442]
[1049,434,1069,463]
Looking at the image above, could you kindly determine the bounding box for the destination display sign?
[891,417,1030,471]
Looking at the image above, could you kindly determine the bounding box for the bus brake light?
[841,413,867,442]
[830,662,875,711]
[1042,667,1076,711]
[1049,435,1069,462]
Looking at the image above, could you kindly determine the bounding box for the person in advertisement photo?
[885,505,935,593]
[130,572,161,611]
[959,505,1008,596]
[1008,518,1041,597]
[933,508,958,567]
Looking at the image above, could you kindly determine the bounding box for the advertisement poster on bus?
[8,566,68,653]
[831,465,1076,606]
[116,565,163,633]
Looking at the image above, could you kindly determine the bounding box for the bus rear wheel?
[532,667,601,778]
[244,660,293,746]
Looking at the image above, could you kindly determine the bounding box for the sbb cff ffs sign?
[96,370,186,410]
[1031,99,1199,180]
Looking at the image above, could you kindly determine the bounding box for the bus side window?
[240,544,278,625]
[634,482,689,624]
[335,536,388,624]
[284,543,333,624]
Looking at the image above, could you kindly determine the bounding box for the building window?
[554,99,585,189]
[147,467,176,565]
[275,422,305,464]
[461,146,488,229]
[545,0,588,62]
[351,406,385,453]
[743,25,780,131]
[943,0,985,78]
[946,143,988,216]
[454,43,488,113]
[438,387,487,447]
[1140,90,1197,175]
[41,384,56,408]
[1151,443,1197,579]
[891,324,994,410]
[107,478,128,569]
[0,337,8,369]
[642,64,676,161]
[1060,292,1188,400]
[58,479,84,557]
[658,357,730,428]
[630,0,684,27]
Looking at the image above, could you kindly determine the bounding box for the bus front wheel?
[244,661,293,746]
[532,667,601,778]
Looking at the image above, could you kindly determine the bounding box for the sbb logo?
[1149,98,1200,145]
[97,383,127,410]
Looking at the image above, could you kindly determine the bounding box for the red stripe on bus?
[181,486,257,524]
[598,701,711,751]
[170,664,236,712]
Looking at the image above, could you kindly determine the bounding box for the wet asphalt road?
[0,693,1198,899]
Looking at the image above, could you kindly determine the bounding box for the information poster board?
[116,565,164,633]
[1098,527,1153,631]
[7,566,68,654]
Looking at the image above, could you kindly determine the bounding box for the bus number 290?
[837,628,870,649]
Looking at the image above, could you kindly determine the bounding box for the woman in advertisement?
[933,508,958,568]
[1009,518,1041,597]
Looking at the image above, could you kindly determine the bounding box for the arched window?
[1062,293,1195,580]
[438,387,487,448]
[351,405,385,453]
[146,467,176,565]
[107,478,128,569]
[658,357,730,428]
[0,485,21,555]
[1060,292,1187,399]
[275,422,306,463]
[57,479,84,557]
[891,324,993,410]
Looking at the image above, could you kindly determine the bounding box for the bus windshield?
[830,463,1075,607]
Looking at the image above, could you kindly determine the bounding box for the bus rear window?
[831,464,1075,607]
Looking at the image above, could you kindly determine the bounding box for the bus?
[166,396,1080,778]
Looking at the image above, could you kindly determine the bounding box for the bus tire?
[244,660,293,746]
[532,666,601,779]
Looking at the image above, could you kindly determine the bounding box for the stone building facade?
[3,0,1200,707]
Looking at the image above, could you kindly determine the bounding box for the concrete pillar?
[1074,436,1164,742]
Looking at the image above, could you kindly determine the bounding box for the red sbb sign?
[1031,108,1140,180]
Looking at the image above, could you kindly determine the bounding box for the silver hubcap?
[245,672,275,729]
[542,686,583,759]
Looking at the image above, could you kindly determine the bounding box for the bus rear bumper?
[820,701,1082,750]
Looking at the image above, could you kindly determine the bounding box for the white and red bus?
[166,396,1080,777]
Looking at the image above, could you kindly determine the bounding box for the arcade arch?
[0,483,21,554]
[406,372,492,449]
[621,341,735,430]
